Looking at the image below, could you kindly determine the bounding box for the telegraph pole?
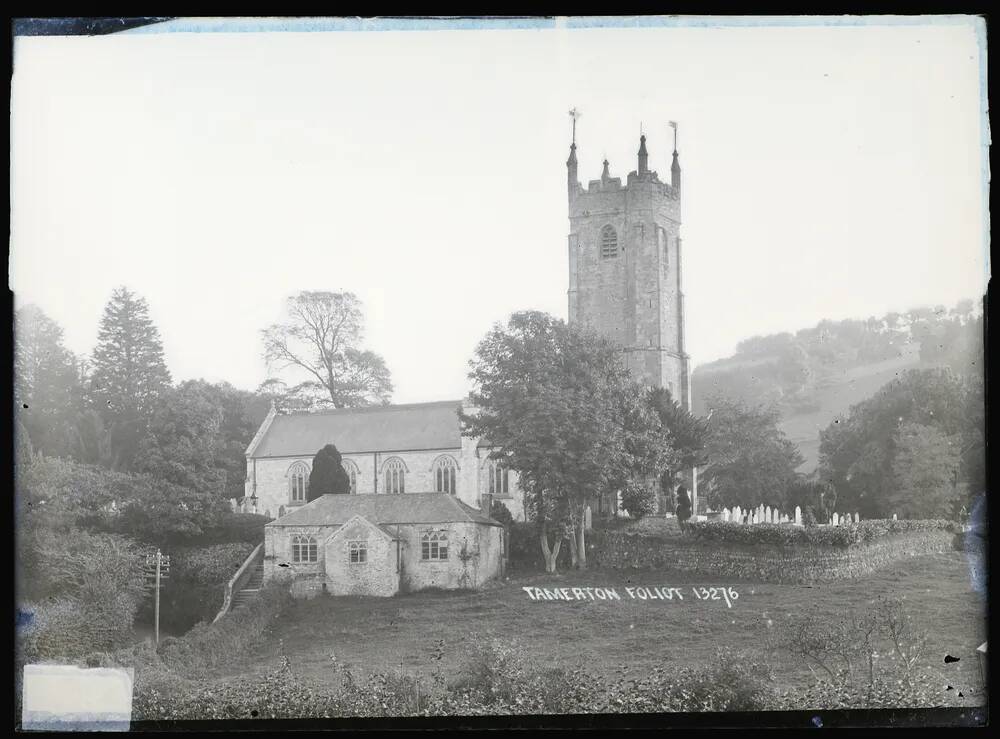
[143,549,170,645]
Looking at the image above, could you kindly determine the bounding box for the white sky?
[10,18,989,404]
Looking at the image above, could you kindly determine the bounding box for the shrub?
[668,648,778,711]
[158,581,293,677]
[620,480,658,519]
[489,500,515,529]
[685,518,956,549]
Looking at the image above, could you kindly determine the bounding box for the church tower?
[566,122,691,411]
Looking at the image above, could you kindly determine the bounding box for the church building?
[244,399,525,522]
[244,118,695,598]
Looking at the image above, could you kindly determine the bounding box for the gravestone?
[765,506,772,524]
[794,506,802,526]
[854,512,860,524]
[893,513,898,521]
[832,512,840,527]
[585,505,592,531]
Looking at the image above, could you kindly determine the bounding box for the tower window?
[600,225,618,259]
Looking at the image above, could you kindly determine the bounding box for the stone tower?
[566,128,691,411]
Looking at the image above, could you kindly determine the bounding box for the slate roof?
[268,493,502,528]
[252,400,465,458]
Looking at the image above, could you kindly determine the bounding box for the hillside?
[691,302,981,473]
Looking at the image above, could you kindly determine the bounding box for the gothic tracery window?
[288,462,308,503]
[291,535,317,563]
[433,455,458,495]
[487,460,510,497]
[342,459,360,494]
[600,225,618,259]
[421,530,449,560]
[383,457,406,495]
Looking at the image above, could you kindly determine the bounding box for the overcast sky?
[10,17,989,404]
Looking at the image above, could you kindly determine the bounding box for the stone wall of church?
[248,449,525,522]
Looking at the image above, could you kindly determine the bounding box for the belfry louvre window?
[291,535,318,563]
[433,456,458,495]
[348,540,368,564]
[600,225,618,259]
[421,531,449,560]
[383,458,405,494]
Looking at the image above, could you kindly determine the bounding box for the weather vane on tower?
[569,107,581,145]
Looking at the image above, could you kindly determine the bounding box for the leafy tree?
[261,291,393,408]
[460,311,668,572]
[307,444,352,501]
[14,305,86,458]
[889,422,961,518]
[700,397,803,510]
[647,387,710,501]
[818,368,972,517]
[87,287,172,470]
[134,382,227,494]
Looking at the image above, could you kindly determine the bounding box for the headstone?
[765,506,772,523]
[794,506,802,526]
[722,508,730,523]
[584,505,592,531]
[854,512,860,524]
[832,512,840,527]
[893,513,898,521]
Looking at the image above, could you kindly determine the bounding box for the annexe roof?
[252,400,465,458]
[268,492,502,528]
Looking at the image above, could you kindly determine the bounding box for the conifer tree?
[307,444,352,501]
[87,287,172,470]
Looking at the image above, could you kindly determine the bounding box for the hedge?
[685,519,957,549]
[587,528,955,583]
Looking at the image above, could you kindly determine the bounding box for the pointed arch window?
[383,457,406,495]
[600,225,618,259]
[432,455,458,495]
[291,535,317,563]
[288,462,309,503]
[487,460,510,497]
[342,459,360,494]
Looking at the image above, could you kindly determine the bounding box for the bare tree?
[261,291,392,408]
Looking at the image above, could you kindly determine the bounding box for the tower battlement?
[565,128,690,410]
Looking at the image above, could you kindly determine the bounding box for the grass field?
[215,549,986,705]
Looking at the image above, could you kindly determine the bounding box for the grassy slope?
[779,348,923,472]
[212,549,985,704]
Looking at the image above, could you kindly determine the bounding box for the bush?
[620,481,658,520]
[157,581,293,677]
[489,500,515,529]
[685,518,956,549]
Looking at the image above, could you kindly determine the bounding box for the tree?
[647,387,710,503]
[889,422,961,519]
[818,368,972,518]
[460,311,667,572]
[261,291,393,408]
[307,444,352,501]
[14,305,86,458]
[87,287,172,470]
[700,397,803,510]
[133,382,227,494]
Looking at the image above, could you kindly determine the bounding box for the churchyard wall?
[586,526,955,583]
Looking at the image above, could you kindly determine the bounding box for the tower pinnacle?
[637,133,649,175]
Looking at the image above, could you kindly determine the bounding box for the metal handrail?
[213,542,264,624]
